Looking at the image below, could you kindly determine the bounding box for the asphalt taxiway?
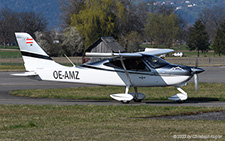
[0,66,225,106]
[1,67,225,120]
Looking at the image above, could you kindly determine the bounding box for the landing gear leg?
[168,87,188,102]
[121,85,131,104]
[125,85,130,94]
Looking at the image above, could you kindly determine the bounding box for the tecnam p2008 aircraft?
[13,33,204,103]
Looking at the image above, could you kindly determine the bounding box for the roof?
[86,37,125,53]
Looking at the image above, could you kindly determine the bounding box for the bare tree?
[0,8,48,48]
[0,9,19,48]
[200,5,225,41]
[59,0,85,28]
[19,12,48,39]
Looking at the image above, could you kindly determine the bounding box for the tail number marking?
[53,71,80,80]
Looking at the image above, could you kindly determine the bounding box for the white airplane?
[13,32,204,103]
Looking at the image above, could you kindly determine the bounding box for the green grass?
[0,105,224,140]
[0,65,25,71]
[10,83,225,101]
[0,50,21,58]
[0,45,19,49]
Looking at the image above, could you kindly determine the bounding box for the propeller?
[192,57,204,92]
[194,57,199,92]
[194,73,198,92]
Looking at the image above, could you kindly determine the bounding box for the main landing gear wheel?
[132,87,145,103]
[133,98,142,102]
[177,100,186,103]
[121,100,130,104]
[110,87,146,104]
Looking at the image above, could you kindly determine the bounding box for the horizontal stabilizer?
[11,72,38,77]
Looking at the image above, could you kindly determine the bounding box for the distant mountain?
[1,0,225,29]
[0,0,61,28]
[139,0,225,25]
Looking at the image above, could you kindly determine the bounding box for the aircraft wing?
[85,52,142,57]
[85,48,174,57]
[140,48,174,56]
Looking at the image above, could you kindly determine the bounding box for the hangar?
[85,37,125,53]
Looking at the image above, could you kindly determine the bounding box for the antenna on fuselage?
[64,54,76,67]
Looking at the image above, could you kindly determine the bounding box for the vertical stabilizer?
[15,32,63,71]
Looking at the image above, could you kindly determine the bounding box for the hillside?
[141,0,225,24]
[1,0,225,28]
[0,0,61,28]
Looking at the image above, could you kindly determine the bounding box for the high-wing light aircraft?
[13,33,204,103]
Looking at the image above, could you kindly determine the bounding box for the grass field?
[0,49,21,58]
[0,105,224,140]
[0,65,25,71]
[0,45,19,49]
[10,83,225,102]
[1,46,225,140]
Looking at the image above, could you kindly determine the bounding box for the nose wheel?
[168,87,188,102]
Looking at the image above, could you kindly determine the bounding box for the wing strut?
[110,57,146,103]
[119,56,132,89]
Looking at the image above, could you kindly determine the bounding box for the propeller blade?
[194,74,198,92]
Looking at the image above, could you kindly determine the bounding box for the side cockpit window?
[104,58,150,71]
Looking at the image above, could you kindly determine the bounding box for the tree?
[187,19,210,57]
[36,27,84,57]
[0,8,48,48]
[19,12,48,39]
[59,0,85,28]
[70,0,125,48]
[200,6,225,41]
[117,0,149,36]
[145,13,182,48]
[35,30,64,57]
[120,31,142,52]
[0,9,20,48]
[212,21,225,56]
[62,26,84,56]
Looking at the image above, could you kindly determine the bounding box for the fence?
[0,56,83,66]
[1,56,225,67]
[166,57,225,66]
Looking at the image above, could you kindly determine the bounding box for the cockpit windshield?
[144,55,169,68]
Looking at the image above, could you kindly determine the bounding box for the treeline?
[60,0,225,56]
[0,0,60,28]
[61,0,183,53]
[1,0,225,56]
[0,8,47,48]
